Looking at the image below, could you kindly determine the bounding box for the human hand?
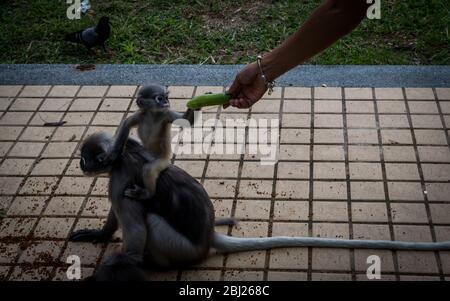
[227,62,268,109]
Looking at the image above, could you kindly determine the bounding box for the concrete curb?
[0,64,449,87]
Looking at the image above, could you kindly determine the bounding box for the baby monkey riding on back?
[104,85,197,199]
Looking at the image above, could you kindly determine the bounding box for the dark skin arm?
[228,0,370,108]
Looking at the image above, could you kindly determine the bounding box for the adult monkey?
[72,133,450,281]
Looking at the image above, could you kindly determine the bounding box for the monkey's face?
[79,133,113,176]
[136,85,170,111]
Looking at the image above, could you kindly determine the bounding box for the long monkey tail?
[213,233,450,252]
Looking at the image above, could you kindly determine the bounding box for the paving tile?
[425,183,450,201]
[9,266,53,281]
[313,201,347,221]
[20,85,51,97]
[91,112,124,126]
[30,112,64,125]
[379,115,410,128]
[383,146,416,162]
[374,88,404,99]
[204,179,236,198]
[281,113,310,127]
[44,196,84,215]
[231,221,269,238]
[100,98,131,111]
[226,250,266,268]
[275,180,309,199]
[268,271,307,281]
[62,242,103,265]
[346,114,376,128]
[381,129,412,144]
[52,126,85,142]
[0,142,13,156]
[10,98,43,111]
[40,98,72,111]
[314,87,342,99]
[273,200,308,220]
[73,218,105,233]
[314,181,347,200]
[69,98,102,111]
[411,115,443,128]
[314,114,343,128]
[262,87,282,99]
[19,127,53,141]
[421,164,450,181]
[7,196,46,216]
[206,161,239,178]
[394,225,433,242]
[18,240,64,264]
[418,146,450,162]
[276,162,308,179]
[0,126,23,140]
[429,204,450,224]
[284,87,311,99]
[351,182,385,200]
[349,163,382,180]
[53,267,95,281]
[19,176,59,195]
[376,100,406,113]
[391,203,428,223]
[435,226,450,241]
[42,142,77,157]
[173,160,205,178]
[352,202,388,222]
[283,100,311,112]
[405,88,434,100]
[312,248,351,271]
[397,251,438,273]
[48,85,79,97]
[315,100,342,113]
[235,200,271,220]
[345,101,374,113]
[31,158,68,175]
[385,163,420,180]
[345,88,372,99]
[106,85,137,97]
[388,182,424,201]
[408,101,439,114]
[33,217,75,238]
[280,128,310,143]
[0,112,33,125]
[249,99,281,112]
[271,222,309,236]
[91,177,109,196]
[347,129,378,144]
[0,217,37,238]
[314,162,346,179]
[436,88,450,100]
[180,270,221,281]
[414,129,448,145]
[0,97,13,110]
[0,242,21,263]
[314,145,345,161]
[0,158,34,175]
[354,250,395,273]
[0,176,23,194]
[55,177,94,195]
[353,224,391,240]
[269,248,308,269]
[279,144,309,160]
[212,199,233,218]
[195,86,224,95]
[238,179,273,198]
[9,142,45,157]
[223,270,264,281]
[313,222,349,239]
[77,86,108,97]
[314,129,344,143]
[241,161,275,178]
[0,85,22,97]
[311,273,352,281]
[348,146,380,161]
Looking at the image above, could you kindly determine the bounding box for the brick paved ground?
[0,85,449,281]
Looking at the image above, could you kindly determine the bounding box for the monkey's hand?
[124,184,152,201]
[69,229,111,243]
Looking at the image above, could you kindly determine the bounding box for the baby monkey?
[104,85,197,199]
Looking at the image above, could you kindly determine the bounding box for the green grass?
[0,0,448,64]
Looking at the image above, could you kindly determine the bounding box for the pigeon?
[64,16,110,52]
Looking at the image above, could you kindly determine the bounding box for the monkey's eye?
[155,95,164,103]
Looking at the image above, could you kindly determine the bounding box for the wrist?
[259,53,278,81]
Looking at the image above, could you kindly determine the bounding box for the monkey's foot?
[69,229,111,243]
[124,184,153,201]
